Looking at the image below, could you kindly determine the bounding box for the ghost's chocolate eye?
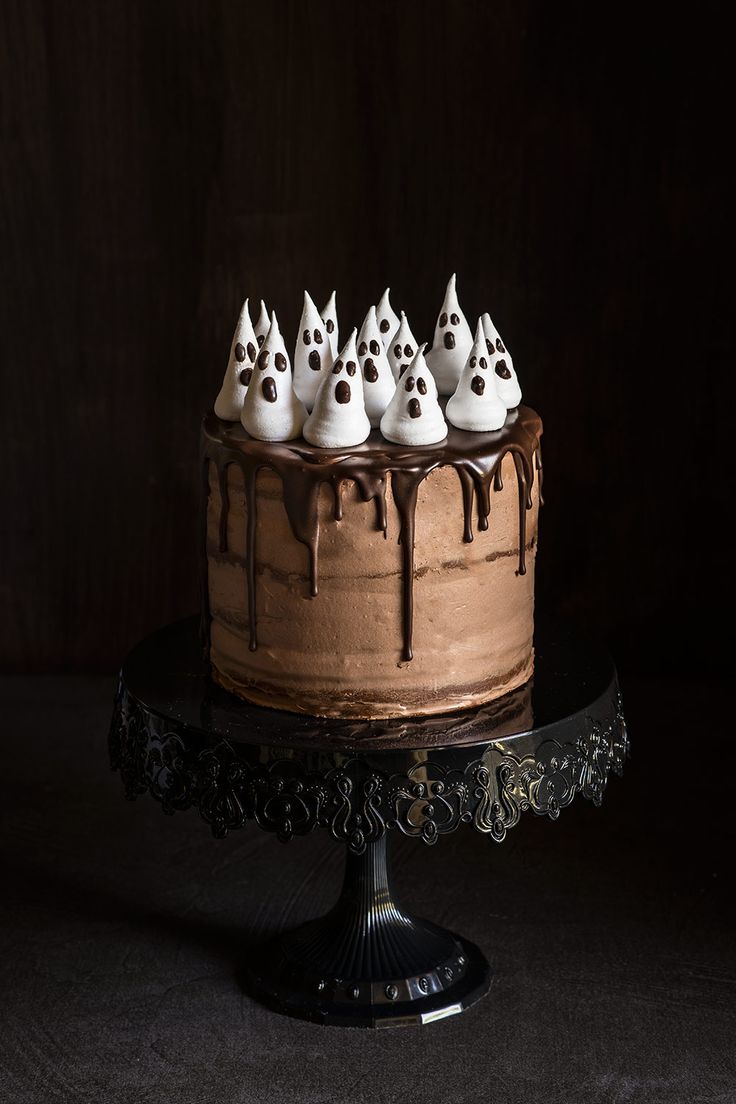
[358,341,368,357]
[364,358,379,383]
[450,312,460,326]
[247,341,256,362]
[257,334,265,347]
[308,350,321,371]
[417,377,427,395]
[470,355,477,369]
[398,364,409,378]
[275,352,287,372]
[471,375,485,395]
[404,344,413,357]
[393,343,402,358]
[408,398,421,418]
[496,338,505,353]
[439,312,448,327]
[235,342,246,362]
[332,359,343,374]
[303,329,311,345]
[326,318,334,334]
[262,377,277,402]
[335,380,351,404]
[404,376,415,392]
[379,318,390,334]
[480,356,488,370]
[443,332,455,350]
[485,338,493,356]
[257,349,270,370]
[314,329,323,344]
[369,339,380,356]
[495,359,511,380]
[239,366,253,386]
[346,360,356,376]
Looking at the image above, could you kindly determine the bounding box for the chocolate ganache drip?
[200,405,542,663]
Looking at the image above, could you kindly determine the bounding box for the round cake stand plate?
[109,618,627,1028]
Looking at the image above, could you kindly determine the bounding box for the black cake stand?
[109,618,627,1028]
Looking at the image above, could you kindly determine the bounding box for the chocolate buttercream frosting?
[200,405,542,666]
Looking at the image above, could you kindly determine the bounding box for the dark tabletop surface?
[1,673,734,1104]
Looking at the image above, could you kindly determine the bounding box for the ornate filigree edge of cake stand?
[109,617,628,1028]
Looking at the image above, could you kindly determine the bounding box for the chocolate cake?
[203,277,542,719]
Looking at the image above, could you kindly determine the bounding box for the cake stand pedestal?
[109,618,627,1028]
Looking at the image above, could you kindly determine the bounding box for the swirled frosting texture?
[202,406,542,719]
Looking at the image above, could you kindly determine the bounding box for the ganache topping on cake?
[204,277,542,665]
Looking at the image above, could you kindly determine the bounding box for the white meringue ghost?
[391,315,438,400]
[254,299,270,348]
[214,298,259,421]
[376,288,401,348]
[303,329,371,448]
[446,319,507,432]
[481,312,522,409]
[387,312,420,382]
[425,274,474,396]
[357,306,397,428]
[293,291,334,411]
[241,313,307,442]
[320,290,339,357]
[380,345,447,446]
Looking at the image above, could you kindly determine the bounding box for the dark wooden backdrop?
[0,1,730,673]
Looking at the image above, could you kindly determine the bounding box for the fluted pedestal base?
[244,836,491,1027]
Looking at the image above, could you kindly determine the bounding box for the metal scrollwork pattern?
[109,680,627,855]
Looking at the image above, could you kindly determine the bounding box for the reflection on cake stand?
[109,618,627,1028]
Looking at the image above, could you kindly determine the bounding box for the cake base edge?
[209,650,535,722]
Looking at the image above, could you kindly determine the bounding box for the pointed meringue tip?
[349,326,358,338]
[448,273,457,287]
[417,341,428,356]
[303,289,317,309]
[474,317,485,341]
[260,298,268,312]
[400,310,406,320]
[269,310,280,333]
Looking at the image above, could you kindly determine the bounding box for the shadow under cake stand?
[109,617,627,1028]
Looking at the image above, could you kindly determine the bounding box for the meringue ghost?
[254,299,270,348]
[390,314,438,400]
[376,288,401,348]
[214,298,259,421]
[380,344,447,446]
[241,313,307,442]
[387,312,419,382]
[320,290,339,357]
[425,274,473,396]
[293,290,334,411]
[446,319,507,432]
[481,312,522,409]
[303,329,371,448]
[357,306,397,428]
